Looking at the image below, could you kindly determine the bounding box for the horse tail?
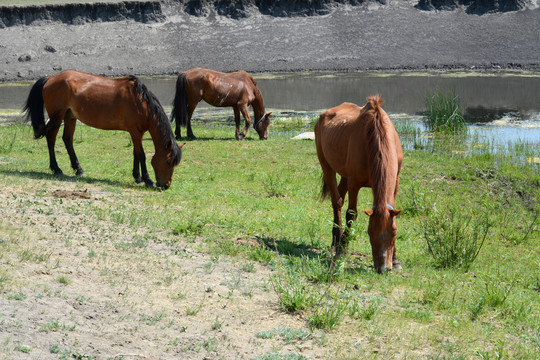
[171,73,189,126]
[320,174,329,201]
[23,77,49,139]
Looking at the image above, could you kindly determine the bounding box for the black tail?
[171,73,189,127]
[23,77,48,139]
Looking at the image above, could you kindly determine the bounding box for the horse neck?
[146,116,171,154]
[252,89,265,119]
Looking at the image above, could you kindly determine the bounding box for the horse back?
[185,68,258,107]
[42,70,142,130]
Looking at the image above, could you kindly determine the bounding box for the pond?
[1,71,539,146]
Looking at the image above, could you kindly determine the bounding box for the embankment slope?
[0,0,539,82]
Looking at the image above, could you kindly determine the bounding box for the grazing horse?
[171,68,271,140]
[315,96,403,273]
[23,70,183,189]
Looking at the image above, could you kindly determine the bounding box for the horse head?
[254,112,272,140]
[152,141,184,189]
[363,205,402,273]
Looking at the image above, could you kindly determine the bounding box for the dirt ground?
[1,0,539,83]
[0,181,344,359]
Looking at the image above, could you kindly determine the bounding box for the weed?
[7,291,26,301]
[57,275,71,285]
[15,344,32,353]
[263,174,287,197]
[422,205,491,271]
[308,304,346,330]
[211,317,222,330]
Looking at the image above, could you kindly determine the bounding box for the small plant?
[422,205,491,271]
[15,344,32,353]
[262,174,287,197]
[173,217,205,236]
[424,88,467,134]
[50,344,60,354]
[270,271,314,313]
[7,291,26,301]
[57,275,71,285]
[308,305,346,330]
[211,317,222,330]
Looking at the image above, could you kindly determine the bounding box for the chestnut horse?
[24,70,183,189]
[171,68,271,140]
[315,96,403,273]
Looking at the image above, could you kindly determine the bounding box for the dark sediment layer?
[0,1,164,28]
[0,0,535,28]
[416,0,533,14]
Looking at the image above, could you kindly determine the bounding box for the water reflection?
[1,72,539,145]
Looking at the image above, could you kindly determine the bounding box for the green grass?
[0,117,538,358]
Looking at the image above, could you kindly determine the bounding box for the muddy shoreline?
[0,0,539,82]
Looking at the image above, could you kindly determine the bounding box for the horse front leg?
[62,116,84,176]
[233,106,243,140]
[238,104,252,140]
[130,133,153,187]
[342,182,360,253]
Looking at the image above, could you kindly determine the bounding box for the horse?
[23,69,183,189]
[171,68,271,140]
[314,95,403,273]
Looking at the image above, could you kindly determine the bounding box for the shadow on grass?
[0,168,159,191]
[256,235,372,275]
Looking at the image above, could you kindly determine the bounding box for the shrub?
[421,205,491,271]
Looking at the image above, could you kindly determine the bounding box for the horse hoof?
[53,169,64,176]
[144,180,155,188]
[76,169,85,176]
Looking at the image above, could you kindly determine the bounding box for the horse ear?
[390,209,402,217]
[266,112,272,118]
[179,142,186,148]
[363,209,373,216]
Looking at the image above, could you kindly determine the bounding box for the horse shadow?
[0,169,156,191]
[255,235,371,274]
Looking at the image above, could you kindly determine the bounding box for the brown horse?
[24,70,183,189]
[171,68,271,140]
[315,95,403,273]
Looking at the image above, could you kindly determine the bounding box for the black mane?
[130,76,181,163]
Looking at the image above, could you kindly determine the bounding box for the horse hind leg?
[186,103,197,140]
[45,111,64,175]
[62,111,84,176]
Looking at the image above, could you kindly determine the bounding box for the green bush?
[421,205,491,271]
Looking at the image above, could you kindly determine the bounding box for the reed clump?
[424,89,467,134]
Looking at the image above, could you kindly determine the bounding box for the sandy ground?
[0,1,539,83]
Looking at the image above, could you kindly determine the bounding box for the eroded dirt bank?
[0,0,539,82]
